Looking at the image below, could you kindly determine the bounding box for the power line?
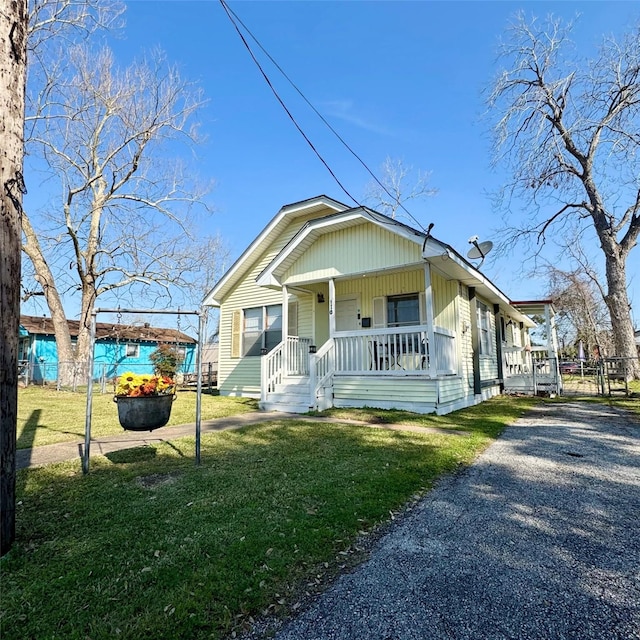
[219,0,427,231]
[219,0,360,208]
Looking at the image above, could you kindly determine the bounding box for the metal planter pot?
[114,394,176,431]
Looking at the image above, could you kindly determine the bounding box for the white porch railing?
[309,340,336,409]
[287,336,311,375]
[261,341,285,401]
[261,336,313,401]
[503,346,558,377]
[263,327,458,407]
[503,346,530,375]
[331,326,456,376]
[433,327,457,375]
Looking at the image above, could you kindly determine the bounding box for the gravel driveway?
[272,402,640,640]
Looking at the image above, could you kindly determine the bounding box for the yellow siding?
[283,223,422,284]
[335,269,425,320]
[218,211,325,394]
[296,294,314,340]
[437,377,467,403]
[458,284,474,386]
[431,270,458,331]
[333,376,438,406]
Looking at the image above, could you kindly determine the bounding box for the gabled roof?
[202,195,347,306]
[256,206,424,287]
[203,196,535,326]
[19,315,196,344]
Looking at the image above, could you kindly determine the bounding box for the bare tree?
[1,0,28,557]
[23,43,215,382]
[545,266,613,358]
[187,234,230,342]
[364,157,436,223]
[488,13,640,377]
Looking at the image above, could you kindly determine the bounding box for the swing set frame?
[83,307,205,474]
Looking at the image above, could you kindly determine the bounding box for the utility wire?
[219,0,427,232]
[219,0,360,208]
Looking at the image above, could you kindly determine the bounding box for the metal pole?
[195,311,204,465]
[95,307,200,316]
[83,313,97,474]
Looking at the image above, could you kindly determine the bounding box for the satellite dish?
[466,236,493,266]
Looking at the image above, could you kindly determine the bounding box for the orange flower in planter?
[116,372,176,397]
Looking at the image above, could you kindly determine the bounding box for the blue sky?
[22,1,640,327]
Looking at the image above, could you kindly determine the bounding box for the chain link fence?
[18,360,217,392]
[560,357,640,397]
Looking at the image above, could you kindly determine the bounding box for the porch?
[260,326,458,412]
[502,346,561,395]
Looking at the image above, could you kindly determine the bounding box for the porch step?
[260,400,312,414]
[260,377,312,414]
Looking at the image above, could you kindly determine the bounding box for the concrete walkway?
[16,411,454,470]
[268,402,640,640]
[16,411,303,469]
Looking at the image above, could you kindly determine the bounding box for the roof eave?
[202,195,348,307]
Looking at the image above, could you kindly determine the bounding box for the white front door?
[335,297,359,332]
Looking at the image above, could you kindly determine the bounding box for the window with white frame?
[386,293,421,327]
[477,301,492,355]
[125,343,139,358]
[242,305,282,356]
[511,321,522,347]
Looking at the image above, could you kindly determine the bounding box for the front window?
[387,294,420,327]
[243,305,282,356]
[125,343,139,358]
[477,301,492,355]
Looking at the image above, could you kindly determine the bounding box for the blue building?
[18,315,197,384]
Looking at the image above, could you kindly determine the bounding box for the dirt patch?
[135,471,182,490]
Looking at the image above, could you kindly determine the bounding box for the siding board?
[283,223,423,284]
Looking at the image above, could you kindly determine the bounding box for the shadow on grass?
[6,418,485,640]
[16,410,40,488]
[16,409,41,451]
[105,446,158,464]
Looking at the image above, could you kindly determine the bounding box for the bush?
[149,344,184,378]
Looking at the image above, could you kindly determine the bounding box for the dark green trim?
[494,303,504,392]
[468,287,481,395]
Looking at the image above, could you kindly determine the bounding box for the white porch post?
[544,303,553,358]
[423,263,437,378]
[328,278,336,338]
[282,285,289,376]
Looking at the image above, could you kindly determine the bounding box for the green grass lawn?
[17,387,259,449]
[1,396,536,640]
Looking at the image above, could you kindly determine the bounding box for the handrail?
[309,339,335,409]
[263,325,459,408]
[286,336,311,375]
[261,341,285,402]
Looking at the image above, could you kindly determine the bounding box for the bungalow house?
[203,196,559,415]
[18,315,197,385]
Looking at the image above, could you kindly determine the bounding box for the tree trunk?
[603,251,640,379]
[1,0,28,557]
[22,213,77,384]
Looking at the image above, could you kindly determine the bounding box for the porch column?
[282,285,289,375]
[468,287,481,395]
[544,304,553,358]
[423,263,437,378]
[328,278,336,338]
[494,303,504,391]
